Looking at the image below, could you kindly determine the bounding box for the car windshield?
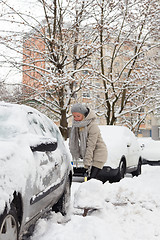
[0,106,27,139]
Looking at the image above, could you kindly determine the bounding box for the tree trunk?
[59,108,68,140]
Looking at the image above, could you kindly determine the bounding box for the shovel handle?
[84,173,88,182]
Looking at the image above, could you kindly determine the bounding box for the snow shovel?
[83,167,91,217]
[84,166,91,182]
[84,172,88,182]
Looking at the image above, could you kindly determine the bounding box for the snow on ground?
[31,165,160,240]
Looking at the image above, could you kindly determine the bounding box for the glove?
[84,166,91,177]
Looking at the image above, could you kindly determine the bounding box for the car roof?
[0,101,40,114]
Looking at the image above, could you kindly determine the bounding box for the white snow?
[30,166,160,240]
[138,137,160,161]
[0,102,160,239]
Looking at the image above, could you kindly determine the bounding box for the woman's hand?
[84,166,91,177]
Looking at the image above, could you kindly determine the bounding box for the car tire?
[132,159,142,177]
[114,159,126,182]
[0,205,19,240]
[52,178,71,216]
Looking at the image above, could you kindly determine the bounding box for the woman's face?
[72,112,84,121]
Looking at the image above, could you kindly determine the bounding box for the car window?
[27,112,48,136]
[42,116,58,138]
[27,110,66,152]
[42,115,66,151]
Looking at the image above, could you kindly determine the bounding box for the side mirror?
[30,139,57,152]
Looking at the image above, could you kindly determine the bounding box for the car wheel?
[52,178,71,216]
[0,206,18,240]
[132,159,142,177]
[114,159,126,182]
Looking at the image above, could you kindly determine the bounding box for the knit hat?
[71,103,88,116]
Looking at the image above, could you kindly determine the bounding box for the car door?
[25,111,63,219]
[125,128,139,167]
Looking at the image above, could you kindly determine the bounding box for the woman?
[69,103,107,180]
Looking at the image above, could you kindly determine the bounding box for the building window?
[83,92,90,98]
[83,70,89,74]
[158,127,160,138]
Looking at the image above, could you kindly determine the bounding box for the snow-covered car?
[0,102,72,240]
[137,137,160,165]
[73,125,142,183]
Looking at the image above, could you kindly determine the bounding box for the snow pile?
[31,165,160,240]
[74,166,160,212]
[74,179,105,209]
[105,178,160,207]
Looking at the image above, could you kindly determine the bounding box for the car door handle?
[55,162,59,167]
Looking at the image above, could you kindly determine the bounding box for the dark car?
[0,102,72,240]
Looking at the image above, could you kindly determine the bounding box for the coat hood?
[85,109,97,122]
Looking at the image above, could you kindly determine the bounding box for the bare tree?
[0,0,97,139]
[91,0,160,133]
[0,0,159,138]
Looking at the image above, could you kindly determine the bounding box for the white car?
[138,137,160,165]
[0,102,72,240]
[73,125,142,182]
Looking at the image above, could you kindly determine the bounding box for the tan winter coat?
[83,110,107,169]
